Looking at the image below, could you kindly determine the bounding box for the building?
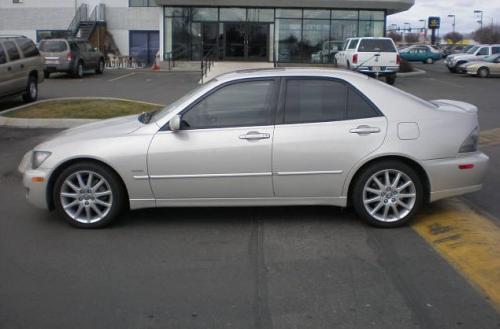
[0,0,414,65]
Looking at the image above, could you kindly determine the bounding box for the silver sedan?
[19,68,489,228]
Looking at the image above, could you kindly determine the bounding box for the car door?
[0,42,13,97]
[2,40,25,92]
[272,77,387,199]
[147,78,278,201]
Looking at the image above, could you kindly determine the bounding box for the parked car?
[445,44,500,73]
[0,35,44,102]
[336,37,400,85]
[311,40,343,64]
[19,68,488,229]
[400,45,442,64]
[462,54,500,78]
[39,38,105,78]
[442,44,473,58]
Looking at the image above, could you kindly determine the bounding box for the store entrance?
[223,23,269,61]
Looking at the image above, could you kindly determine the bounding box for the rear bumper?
[43,62,73,73]
[422,152,489,202]
[357,67,398,78]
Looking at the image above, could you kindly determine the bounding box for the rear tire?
[426,58,434,64]
[352,160,424,228]
[22,76,38,103]
[385,75,396,85]
[96,59,105,74]
[73,61,84,78]
[44,71,50,79]
[478,67,489,78]
[53,162,126,228]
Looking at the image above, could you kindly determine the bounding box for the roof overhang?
[155,0,414,15]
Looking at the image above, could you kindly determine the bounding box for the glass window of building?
[359,11,385,21]
[303,9,330,19]
[331,20,358,45]
[192,7,218,21]
[302,19,331,63]
[331,10,358,20]
[220,8,246,21]
[165,7,190,17]
[247,8,275,22]
[277,19,302,62]
[276,9,302,19]
[358,21,384,37]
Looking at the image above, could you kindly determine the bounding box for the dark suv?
[0,35,44,102]
[39,39,105,78]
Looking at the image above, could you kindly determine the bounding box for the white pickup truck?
[335,37,400,84]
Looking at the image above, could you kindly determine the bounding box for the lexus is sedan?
[19,68,489,228]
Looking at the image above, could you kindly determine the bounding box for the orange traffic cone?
[152,51,160,71]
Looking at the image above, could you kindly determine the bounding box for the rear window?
[358,39,396,53]
[4,41,20,61]
[16,38,39,58]
[39,40,68,52]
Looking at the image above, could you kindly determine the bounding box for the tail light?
[67,52,74,62]
[352,54,358,64]
[459,127,479,153]
[396,54,401,65]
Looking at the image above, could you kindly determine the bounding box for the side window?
[348,39,359,50]
[284,79,347,124]
[492,47,500,54]
[4,41,20,61]
[182,80,275,129]
[0,44,7,64]
[347,87,380,120]
[70,42,79,52]
[477,47,488,56]
[16,38,39,58]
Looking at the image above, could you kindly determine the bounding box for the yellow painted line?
[107,72,136,82]
[412,198,500,310]
[480,128,500,148]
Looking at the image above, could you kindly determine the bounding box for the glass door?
[224,23,269,61]
[247,23,269,61]
[224,23,246,60]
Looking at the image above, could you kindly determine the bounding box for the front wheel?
[73,62,84,78]
[352,161,424,228]
[53,162,126,228]
[96,59,105,74]
[478,67,489,78]
[425,58,434,64]
[22,76,38,102]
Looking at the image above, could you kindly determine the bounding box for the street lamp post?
[474,10,484,29]
[419,19,427,39]
[448,14,456,32]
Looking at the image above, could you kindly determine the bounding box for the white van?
[335,37,400,84]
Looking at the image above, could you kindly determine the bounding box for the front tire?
[425,58,434,64]
[22,76,38,102]
[53,162,126,228]
[96,59,105,74]
[478,67,489,78]
[352,161,424,228]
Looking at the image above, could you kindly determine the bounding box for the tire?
[96,59,105,74]
[478,67,489,78]
[385,75,396,85]
[73,61,84,78]
[425,58,434,64]
[53,162,127,228]
[44,71,50,79]
[448,67,456,73]
[352,160,424,228]
[22,76,38,103]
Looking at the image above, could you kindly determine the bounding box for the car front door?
[272,78,387,200]
[147,78,278,202]
[2,40,25,92]
[0,42,12,97]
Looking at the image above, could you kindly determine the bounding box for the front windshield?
[150,80,218,122]
[466,46,479,54]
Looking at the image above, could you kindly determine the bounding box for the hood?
[36,114,144,149]
[451,54,478,61]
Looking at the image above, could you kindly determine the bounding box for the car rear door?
[0,42,13,97]
[272,77,387,199]
[147,78,279,202]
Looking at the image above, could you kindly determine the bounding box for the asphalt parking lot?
[1,64,499,329]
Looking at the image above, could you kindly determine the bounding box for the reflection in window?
[359,21,384,37]
[359,11,385,21]
[192,7,218,21]
[220,8,246,21]
[331,10,358,19]
[331,20,358,43]
[277,19,302,62]
[303,19,331,63]
[276,9,302,18]
[247,8,275,22]
[303,10,330,19]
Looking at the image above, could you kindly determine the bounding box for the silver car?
[19,68,488,228]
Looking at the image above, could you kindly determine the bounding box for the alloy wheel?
[362,169,417,223]
[60,170,113,224]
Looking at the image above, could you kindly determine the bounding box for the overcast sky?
[387,0,500,35]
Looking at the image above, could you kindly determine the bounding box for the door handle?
[349,125,381,135]
[239,131,271,140]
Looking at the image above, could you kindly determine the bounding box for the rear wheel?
[385,75,396,85]
[22,76,38,102]
[53,162,126,228]
[478,67,489,78]
[73,61,84,78]
[352,161,424,228]
[425,58,434,64]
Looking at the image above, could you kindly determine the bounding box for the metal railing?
[200,45,218,84]
[164,45,188,71]
[89,4,106,22]
[68,3,88,36]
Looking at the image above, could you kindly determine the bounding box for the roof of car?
[213,67,370,83]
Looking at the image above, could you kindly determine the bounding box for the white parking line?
[108,72,136,82]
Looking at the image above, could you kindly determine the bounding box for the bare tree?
[473,25,500,44]
[443,32,464,44]
[387,31,402,43]
[405,33,419,43]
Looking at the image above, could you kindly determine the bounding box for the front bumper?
[22,168,51,209]
[423,151,489,202]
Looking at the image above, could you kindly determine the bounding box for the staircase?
[68,3,106,41]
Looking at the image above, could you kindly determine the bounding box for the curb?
[0,97,164,129]
[397,68,426,77]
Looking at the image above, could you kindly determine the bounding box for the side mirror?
[169,115,182,132]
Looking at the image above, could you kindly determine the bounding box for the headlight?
[459,127,479,153]
[31,151,51,169]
